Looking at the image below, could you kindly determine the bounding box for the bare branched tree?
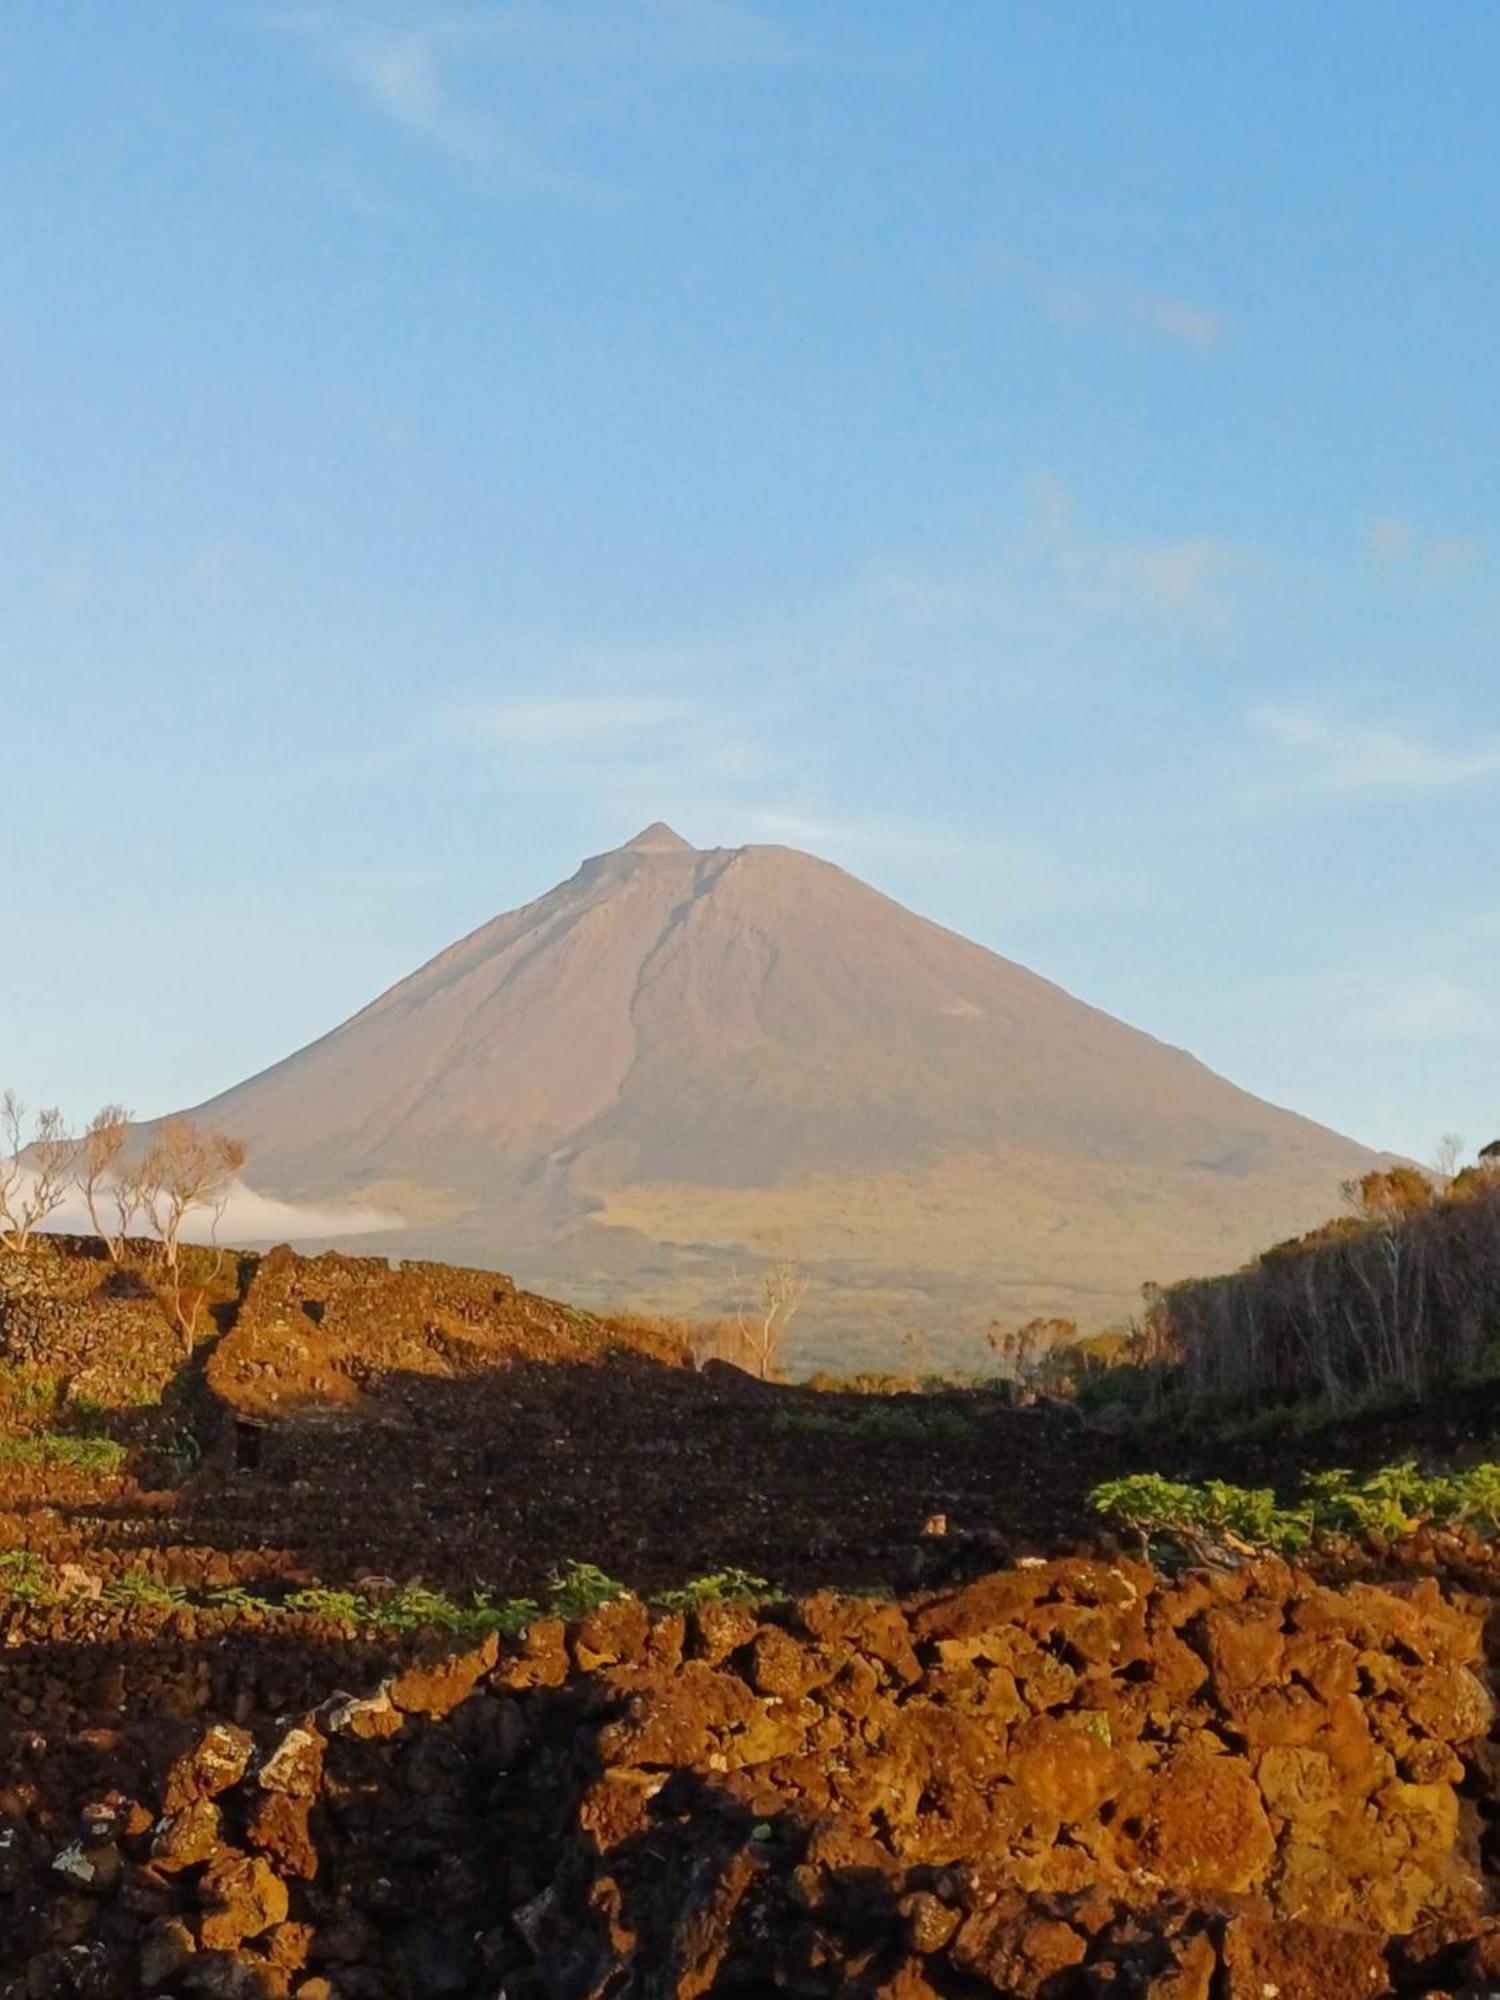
[0,1091,78,1254]
[76,1104,133,1261]
[135,1118,246,1350]
[986,1315,1077,1396]
[732,1256,808,1382]
[1431,1132,1466,1194]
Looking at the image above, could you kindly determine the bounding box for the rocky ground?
[3,1557,1500,1998]
[7,1240,1500,1995]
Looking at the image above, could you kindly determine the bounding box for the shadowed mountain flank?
[185,828,1379,1367]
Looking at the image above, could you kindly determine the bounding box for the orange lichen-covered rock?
[1221,1914,1387,1999]
[389,1634,499,1719]
[197,1851,289,1949]
[1112,1747,1276,1894]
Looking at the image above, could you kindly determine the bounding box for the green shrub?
[1090,1473,1311,1557]
[654,1568,771,1611]
[285,1585,371,1629]
[855,1404,976,1445]
[468,1593,541,1638]
[0,1549,55,1604]
[547,1560,630,1620]
[104,1567,189,1609]
[771,1404,976,1445]
[772,1407,847,1436]
[1093,1456,1500,1559]
[206,1585,275,1616]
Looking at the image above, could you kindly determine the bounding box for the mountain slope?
[187,825,1379,1368]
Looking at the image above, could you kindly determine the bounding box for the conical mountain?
[188,827,1379,1370]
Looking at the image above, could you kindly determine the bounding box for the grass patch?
[0,1432,127,1475]
[773,1403,978,1446]
[0,1367,62,1417]
[0,1550,54,1604]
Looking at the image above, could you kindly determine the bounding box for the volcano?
[185,825,1378,1369]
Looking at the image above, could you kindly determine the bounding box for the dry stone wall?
[0,1557,1496,1998]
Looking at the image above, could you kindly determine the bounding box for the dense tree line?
[1156,1150,1500,1405]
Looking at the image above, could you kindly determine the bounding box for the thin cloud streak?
[1365,514,1481,578]
[993,250,1226,352]
[462,694,696,747]
[261,2,798,192]
[1251,706,1500,800]
[1031,476,1255,625]
[450,680,782,821]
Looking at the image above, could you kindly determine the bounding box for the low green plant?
[1300,1462,1444,1540]
[654,1568,771,1611]
[104,1567,189,1609]
[207,1585,275,1615]
[1090,1473,1312,1557]
[1453,1462,1500,1532]
[373,1584,476,1634]
[547,1560,630,1620]
[469,1593,541,1638]
[1093,1456,1500,1560]
[285,1585,371,1629]
[0,1549,55,1604]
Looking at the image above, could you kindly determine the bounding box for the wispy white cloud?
[1251,705,1500,800]
[1367,515,1415,562]
[993,251,1226,353]
[262,2,796,191]
[735,807,999,866]
[1031,475,1254,624]
[1365,514,1481,579]
[462,693,697,748]
[722,808,1157,923]
[450,675,780,822]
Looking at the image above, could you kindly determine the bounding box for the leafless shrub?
[0,1092,79,1254]
[731,1256,808,1382]
[133,1118,246,1351]
[986,1315,1077,1398]
[76,1104,132,1261]
[1431,1132,1466,1194]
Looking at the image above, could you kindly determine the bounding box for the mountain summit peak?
[620,821,694,854]
[185,821,1376,1368]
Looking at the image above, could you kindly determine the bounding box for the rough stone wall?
[0,1242,180,1408]
[0,1557,1494,1998]
[206,1245,690,1425]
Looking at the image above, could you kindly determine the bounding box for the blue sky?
[2,2,1496,1163]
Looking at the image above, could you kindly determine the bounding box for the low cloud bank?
[15,1177,406,1247]
[180,1180,408,1245]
